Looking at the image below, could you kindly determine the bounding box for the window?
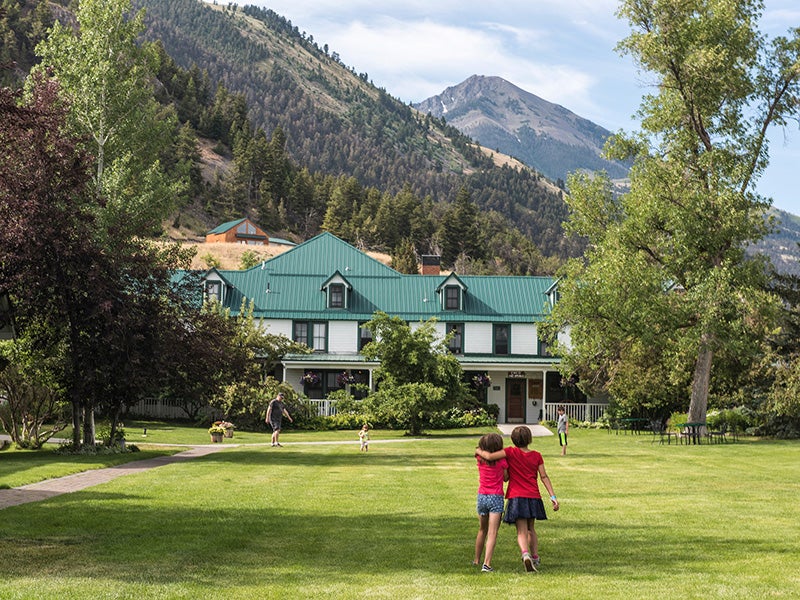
[494,324,509,355]
[293,322,308,345]
[312,323,327,351]
[447,323,464,354]
[358,322,373,351]
[293,321,328,352]
[205,281,221,303]
[445,286,460,310]
[329,284,344,308]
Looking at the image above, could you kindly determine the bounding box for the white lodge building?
[201,232,593,425]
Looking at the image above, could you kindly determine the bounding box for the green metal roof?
[209,232,555,323]
[207,218,247,235]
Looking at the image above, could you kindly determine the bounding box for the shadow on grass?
[0,488,772,589]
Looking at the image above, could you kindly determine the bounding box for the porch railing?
[544,402,607,423]
[307,398,338,417]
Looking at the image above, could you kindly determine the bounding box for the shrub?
[427,405,496,429]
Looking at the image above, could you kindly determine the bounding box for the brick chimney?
[421,255,440,275]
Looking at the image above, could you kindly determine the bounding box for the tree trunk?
[82,405,95,446]
[71,394,82,446]
[688,333,714,430]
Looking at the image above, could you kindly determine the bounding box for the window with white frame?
[293,321,328,352]
[205,281,222,303]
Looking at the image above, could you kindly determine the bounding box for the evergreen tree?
[391,238,419,274]
[439,187,484,268]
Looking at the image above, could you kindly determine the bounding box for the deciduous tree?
[360,312,468,434]
[548,0,799,424]
[33,0,182,236]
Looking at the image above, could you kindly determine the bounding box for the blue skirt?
[503,497,548,524]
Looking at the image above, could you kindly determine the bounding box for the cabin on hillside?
[205,218,269,245]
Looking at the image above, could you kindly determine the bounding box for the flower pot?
[210,433,224,443]
[224,429,234,438]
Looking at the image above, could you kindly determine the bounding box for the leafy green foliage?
[360,313,472,434]
[0,338,69,449]
[549,0,800,424]
[33,0,184,236]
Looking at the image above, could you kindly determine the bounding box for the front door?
[506,378,525,422]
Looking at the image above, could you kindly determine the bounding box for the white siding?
[466,323,493,353]
[262,319,292,338]
[511,323,538,355]
[328,320,358,353]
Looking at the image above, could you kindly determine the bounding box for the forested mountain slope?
[133,0,581,259]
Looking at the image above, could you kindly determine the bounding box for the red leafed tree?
[0,74,113,445]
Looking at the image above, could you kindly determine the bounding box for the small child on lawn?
[359,424,370,452]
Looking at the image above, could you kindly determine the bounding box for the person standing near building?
[266,392,293,447]
[557,406,569,456]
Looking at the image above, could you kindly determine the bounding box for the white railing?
[307,398,338,417]
[544,402,608,423]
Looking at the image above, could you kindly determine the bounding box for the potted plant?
[208,424,226,443]
[219,420,235,438]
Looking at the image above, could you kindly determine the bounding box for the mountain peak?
[414,75,628,182]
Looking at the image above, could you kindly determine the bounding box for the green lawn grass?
[1,428,798,599]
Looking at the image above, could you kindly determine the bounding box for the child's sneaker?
[522,552,537,572]
[481,564,494,572]
[532,554,541,567]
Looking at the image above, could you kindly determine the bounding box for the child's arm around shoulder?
[475,448,507,462]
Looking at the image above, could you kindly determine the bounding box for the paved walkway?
[0,425,551,510]
[0,444,228,510]
[497,423,554,437]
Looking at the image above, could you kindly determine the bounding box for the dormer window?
[436,274,467,311]
[205,280,222,303]
[330,284,345,308]
[322,271,352,309]
[445,286,460,310]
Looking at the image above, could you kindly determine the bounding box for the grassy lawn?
[0,428,798,598]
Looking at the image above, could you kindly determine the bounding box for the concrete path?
[0,444,227,510]
[0,426,549,510]
[497,423,554,437]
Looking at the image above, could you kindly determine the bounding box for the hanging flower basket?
[301,371,321,385]
[472,373,492,389]
[336,371,356,387]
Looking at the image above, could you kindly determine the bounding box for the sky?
[243,1,800,215]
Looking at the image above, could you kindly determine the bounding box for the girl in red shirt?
[477,426,559,572]
[472,433,508,572]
